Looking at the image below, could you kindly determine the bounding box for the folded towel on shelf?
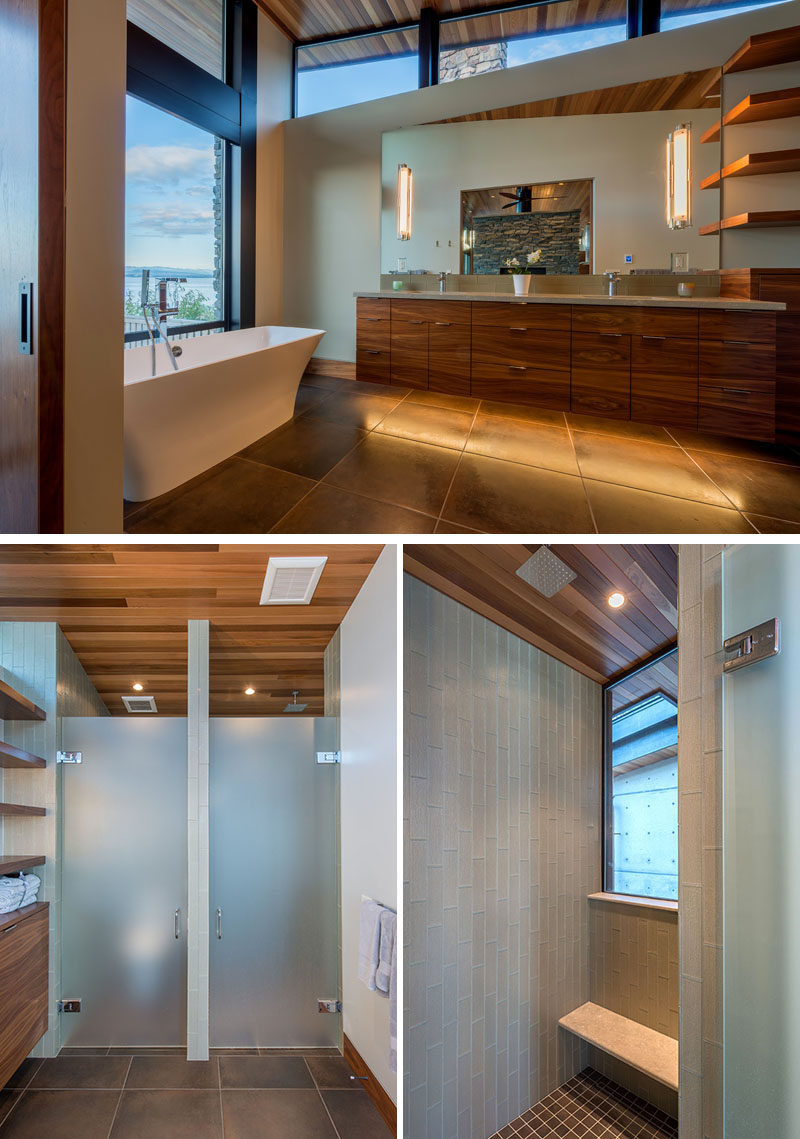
[358,898,382,991]
[20,874,40,907]
[375,907,396,996]
[0,878,26,914]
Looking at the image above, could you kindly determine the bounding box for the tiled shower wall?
[404,576,602,1139]
[0,624,107,1057]
[678,546,724,1139]
[588,899,679,1117]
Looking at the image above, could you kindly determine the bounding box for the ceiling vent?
[260,555,328,606]
[122,695,158,714]
[516,547,577,598]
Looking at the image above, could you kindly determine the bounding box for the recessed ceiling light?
[244,687,255,696]
[132,682,144,692]
[607,592,626,609]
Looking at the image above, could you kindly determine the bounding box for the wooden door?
[571,332,631,418]
[428,321,470,396]
[390,319,428,389]
[631,335,699,429]
[0,0,65,532]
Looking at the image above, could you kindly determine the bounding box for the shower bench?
[558,1001,679,1091]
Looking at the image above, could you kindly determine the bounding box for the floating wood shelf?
[0,855,45,875]
[700,86,800,144]
[701,148,800,189]
[0,803,46,817]
[0,741,46,770]
[559,1002,679,1091]
[700,69,721,99]
[699,210,800,235]
[723,23,800,75]
[0,902,48,936]
[0,679,45,722]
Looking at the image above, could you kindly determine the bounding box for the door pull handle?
[216,908,222,939]
[408,320,424,325]
[722,387,751,396]
[435,321,452,326]
[366,350,381,355]
[364,317,380,321]
[509,327,528,332]
[174,909,181,939]
[18,283,33,355]
[508,365,526,372]
[642,335,666,341]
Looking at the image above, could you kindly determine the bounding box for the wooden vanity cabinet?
[571,332,631,418]
[356,298,391,384]
[389,299,471,393]
[0,903,49,1089]
[698,310,777,441]
[470,302,571,408]
[631,336,700,429]
[390,317,428,389]
[428,321,471,396]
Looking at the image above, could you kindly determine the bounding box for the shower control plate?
[723,617,780,673]
[318,999,341,1014]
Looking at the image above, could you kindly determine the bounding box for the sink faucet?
[603,271,622,297]
[438,272,447,294]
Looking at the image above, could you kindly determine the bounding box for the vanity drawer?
[356,347,391,384]
[357,297,390,321]
[0,905,49,1090]
[429,323,470,396]
[471,302,571,331]
[391,299,469,325]
[699,383,775,441]
[571,332,631,418]
[390,320,428,389]
[699,310,776,343]
[470,361,570,409]
[472,326,571,371]
[631,335,699,429]
[571,306,640,335]
[700,339,775,384]
[356,319,390,350]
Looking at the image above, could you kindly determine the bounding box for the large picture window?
[604,647,678,901]
[125,0,256,347]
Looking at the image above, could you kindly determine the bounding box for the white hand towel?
[0,880,26,914]
[389,917,398,1074]
[357,898,382,991]
[376,908,396,996]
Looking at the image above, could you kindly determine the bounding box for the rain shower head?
[284,690,308,713]
[515,547,577,598]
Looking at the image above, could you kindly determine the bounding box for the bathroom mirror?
[461,179,593,275]
[380,84,722,277]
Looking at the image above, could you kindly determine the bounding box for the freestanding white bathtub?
[123,324,325,502]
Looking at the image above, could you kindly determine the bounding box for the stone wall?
[439,41,507,82]
[473,210,582,275]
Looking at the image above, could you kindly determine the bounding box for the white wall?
[283,0,800,363]
[381,112,720,277]
[256,14,292,325]
[65,0,126,532]
[340,546,398,1102]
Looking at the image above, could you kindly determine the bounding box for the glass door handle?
[216,908,223,939]
[174,909,181,939]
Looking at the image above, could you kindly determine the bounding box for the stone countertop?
[355,290,786,311]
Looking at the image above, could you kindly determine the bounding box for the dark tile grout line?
[663,431,759,529]
[105,1056,133,1139]
[562,412,599,534]
[435,400,484,529]
[303,1055,343,1139]
[218,1057,225,1139]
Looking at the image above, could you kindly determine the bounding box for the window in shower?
[604,647,678,901]
[124,0,256,347]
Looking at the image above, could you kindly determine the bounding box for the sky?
[125,95,218,272]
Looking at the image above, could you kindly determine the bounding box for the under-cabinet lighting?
[666,124,691,230]
[608,592,626,609]
[397,163,413,241]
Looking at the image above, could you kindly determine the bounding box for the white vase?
[512,274,531,296]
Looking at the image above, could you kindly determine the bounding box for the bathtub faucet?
[140,272,185,375]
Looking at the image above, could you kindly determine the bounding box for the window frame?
[125,0,257,337]
[602,641,679,901]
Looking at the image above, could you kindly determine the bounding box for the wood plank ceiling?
[404,543,677,684]
[0,545,382,717]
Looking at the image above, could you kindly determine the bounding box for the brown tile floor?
[0,1049,392,1139]
[123,375,800,534]
[491,1068,678,1139]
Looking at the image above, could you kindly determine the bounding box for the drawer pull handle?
[364,317,380,322]
[509,327,528,332]
[722,387,752,395]
[366,350,381,355]
[723,340,749,346]
[642,335,666,341]
[508,365,526,372]
[600,332,622,338]
[2,924,18,934]
[435,321,452,326]
[408,320,424,325]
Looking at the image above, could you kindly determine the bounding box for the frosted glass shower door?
[722,544,800,1138]
[61,717,188,1047]
[209,718,339,1047]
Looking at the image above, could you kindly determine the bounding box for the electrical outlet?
[317,998,341,1014]
[59,999,81,1013]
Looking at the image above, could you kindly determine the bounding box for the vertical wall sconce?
[666,124,691,229]
[397,163,413,241]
